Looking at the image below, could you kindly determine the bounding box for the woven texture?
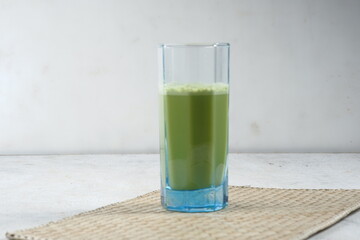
[6,186,360,240]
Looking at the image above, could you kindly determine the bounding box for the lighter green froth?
[161,83,228,95]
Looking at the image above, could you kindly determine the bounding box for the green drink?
[161,83,229,191]
[159,43,229,212]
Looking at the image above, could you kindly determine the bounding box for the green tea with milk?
[160,83,229,190]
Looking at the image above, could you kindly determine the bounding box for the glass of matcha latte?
[159,43,230,212]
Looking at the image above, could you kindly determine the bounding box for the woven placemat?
[6,186,360,240]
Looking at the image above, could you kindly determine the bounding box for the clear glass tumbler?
[159,43,230,212]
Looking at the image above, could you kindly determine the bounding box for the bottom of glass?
[161,183,228,213]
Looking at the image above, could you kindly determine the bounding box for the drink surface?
[161,83,229,191]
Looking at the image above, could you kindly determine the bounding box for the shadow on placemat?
[6,186,360,240]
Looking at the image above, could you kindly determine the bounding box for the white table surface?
[1,153,359,240]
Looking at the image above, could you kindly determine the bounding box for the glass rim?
[160,42,230,48]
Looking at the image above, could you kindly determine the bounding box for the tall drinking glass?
[159,43,230,212]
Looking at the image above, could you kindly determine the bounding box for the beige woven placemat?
[6,186,360,240]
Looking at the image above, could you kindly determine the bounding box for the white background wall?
[0,0,359,154]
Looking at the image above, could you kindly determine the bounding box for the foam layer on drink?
[161,82,228,95]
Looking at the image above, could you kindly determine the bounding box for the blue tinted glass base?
[161,182,228,212]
